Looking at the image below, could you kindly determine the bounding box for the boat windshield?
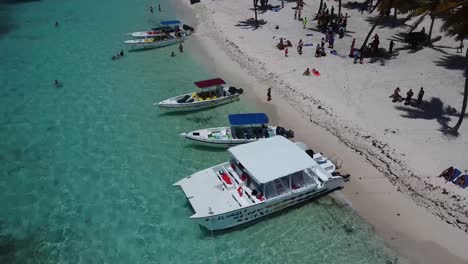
[264,170,316,198]
[291,170,315,190]
[264,177,290,199]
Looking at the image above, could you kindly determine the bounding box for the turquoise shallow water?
[0,0,406,263]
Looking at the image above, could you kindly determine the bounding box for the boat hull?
[190,179,344,231]
[181,126,277,148]
[158,94,240,112]
[125,38,184,51]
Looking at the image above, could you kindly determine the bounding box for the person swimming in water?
[54,80,62,88]
[171,52,176,57]
[120,50,124,56]
[55,21,59,27]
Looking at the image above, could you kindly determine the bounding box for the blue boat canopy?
[229,113,269,126]
[160,20,182,26]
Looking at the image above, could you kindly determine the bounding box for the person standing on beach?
[303,17,308,29]
[321,38,325,49]
[417,87,424,105]
[297,39,303,55]
[285,48,289,57]
[457,40,464,53]
[294,9,298,20]
[349,38,356,57]
[267,88,272,101]
[329,34,335,49]
[389,40,395,54]
[405,89,414,105]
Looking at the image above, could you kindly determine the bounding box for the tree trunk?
[409,13,427,33]
[338,0,342,17]
[370,0,382,13]
[451,49,468,133]
[428,14,435,45]
[253,0,259,28]
[360,16,381,52]
[316,0,324,18]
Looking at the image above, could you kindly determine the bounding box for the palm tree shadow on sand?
[235,19,267,30]
[394,97,463,137]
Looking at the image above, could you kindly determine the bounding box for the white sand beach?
[173,0,468,263]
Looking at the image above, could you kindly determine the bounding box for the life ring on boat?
[237,186,243,197]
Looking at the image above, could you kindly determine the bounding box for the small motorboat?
[124,33,185,51]
[180,113,294,148]
[128,20,194,39]
[174,136,346,231]
[155,78,243,111]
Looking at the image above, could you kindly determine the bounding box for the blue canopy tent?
[229,113,269,126]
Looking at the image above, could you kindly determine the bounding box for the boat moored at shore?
[174,136,345,231]
[156,78,243,111]
[128,20,194,39]
[180,113,294,148]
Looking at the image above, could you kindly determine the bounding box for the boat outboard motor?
[228,86,244,95]
[183,24,195,32]
[285,130,294,138]
[276,126,286,136]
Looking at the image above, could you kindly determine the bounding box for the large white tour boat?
[156,78,243,111]
[174,136,346,231]
[180,113,294,148]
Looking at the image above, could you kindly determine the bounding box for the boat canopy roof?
[228,113,269,126]
[228,136,317,184]
[151,26,172,31]
[160,20,182,26]
[194,78,226,88]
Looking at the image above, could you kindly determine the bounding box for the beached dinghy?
[180,113,294,148]
[128,20,194,39]
[124,33,185,51]
[156,78,243,111]
[174,136,345,231]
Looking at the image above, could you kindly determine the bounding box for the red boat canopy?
[194,78,226,88]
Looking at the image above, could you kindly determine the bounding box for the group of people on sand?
[390,87,424,106]
[277,37,292,51]
[112,50,125,61]
[317,3,348,36]
[439,167,468,188]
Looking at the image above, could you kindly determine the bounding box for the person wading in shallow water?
[267,88,272,101]
[179,44,184,53]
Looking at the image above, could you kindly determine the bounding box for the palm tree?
[253,0,259,28]
[407,0,452,45]
[338,0,342,17]
[316,0,324,19]
[438,0,468,132]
